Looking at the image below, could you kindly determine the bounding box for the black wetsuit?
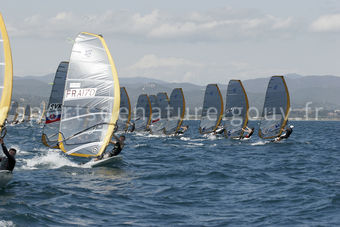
[280,128,293,139]
[99,141,123,160]
[110,141,122,157]
[0,144,16,171]
[129,123,135,132]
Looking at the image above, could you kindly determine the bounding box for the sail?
[164,88,185,135]
[24,104,31,121]
[17,105,25,123]
[116,87,131,132]
[42,61,68,148]
[224,80,249,138]
[7,101,18,123]
[259,76,290,139]
[149,95,160,123]
[199,84,224,134]
[58,32,120,157]
[149,92,169,134]
[0,13,13,130]
[37,101,46,124]
[134,94,152,131]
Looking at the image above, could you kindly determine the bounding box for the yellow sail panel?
[0,13,13,130]
[58,32,120,157]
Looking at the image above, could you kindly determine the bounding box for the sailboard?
[89,155,121,168]
[163,88,185,135]
[58,32,120,158]
[134,94,152,132]
[259,76,290,139]
[116,87,131,132]
[7,101,18,124]
[0,13,13,132]
[149,92,169,134]
[42,61,68,148]
[223,80,249,138]
[199,84,224,134]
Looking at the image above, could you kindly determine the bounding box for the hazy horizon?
[2,0,340,84]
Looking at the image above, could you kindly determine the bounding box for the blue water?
[1,121,340,226]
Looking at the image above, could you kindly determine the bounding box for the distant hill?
[12,74,340,112]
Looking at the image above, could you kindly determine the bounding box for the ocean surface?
[0,121,340,226]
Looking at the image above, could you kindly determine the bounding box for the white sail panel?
[259,76,290,139]
[134,94,151,131]
[0,13,13,130]
[164,88,185,135]
[199,84,224,134]
[116,87,131,132]
[42,62,68,148]
[224,80,249,138]
[58,32,120,157]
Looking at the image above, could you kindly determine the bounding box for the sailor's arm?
[0,138,10,158]
[109,134,119,144]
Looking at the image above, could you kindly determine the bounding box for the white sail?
[224,80,249,138]
[7,101,18,123]
[259,76,290,139]
[37,101,46,124]
[116,87,131,132]
[149,92,169,134]
[24,104,31,122]
[134,94,152,132]
[199,84,224,134]
[164,88,185,135]
[42,62,68,148]
[58,33,120,158]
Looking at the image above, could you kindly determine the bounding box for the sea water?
[0,121,339,226]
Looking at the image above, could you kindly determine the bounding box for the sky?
[1,0,340,84]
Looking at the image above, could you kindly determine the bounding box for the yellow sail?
[0,13,13,131]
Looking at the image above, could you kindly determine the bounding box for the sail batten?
[259,76,290,139]
[58,32,120,157]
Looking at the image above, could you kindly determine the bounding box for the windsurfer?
[0,138,16,171]
[177,125,189,134]
[241,126,255,139]
[275,125,294,142]
[214,125,225,135]
[97,135,125,160]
